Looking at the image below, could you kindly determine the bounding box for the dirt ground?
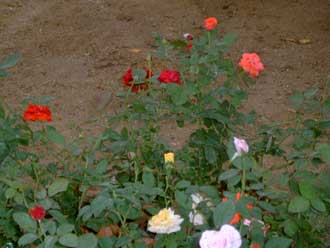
[1,0,330,147]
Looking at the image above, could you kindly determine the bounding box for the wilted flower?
[148,208,183,234]
[164,152,174,164]
[238,53,264,78]
[183,33,193,40]
[204,17,218,31]
[199,224,242,248]
[231,137,249,161]
[29,205,46,220]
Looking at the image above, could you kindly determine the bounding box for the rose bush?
[0,16,329,248]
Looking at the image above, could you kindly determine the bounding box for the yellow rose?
[164,152,174,164]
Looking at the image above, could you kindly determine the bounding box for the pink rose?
[233,137,249,155]
[199,224,242,248]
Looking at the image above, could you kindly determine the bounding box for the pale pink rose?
[233,137,249,155]
[231,137,249,161]
[199,224,242,248]
[243,219,251,226]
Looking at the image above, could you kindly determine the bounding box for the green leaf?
[175,180,191,189]
[142,169,155,188]
[48,178,69,197]
[204,146,218,164]
[5,188,16,199]
[47,126,65,146]
[283,219,298,237]
[311,198,326,212]
[78,233,98,248]
[44,236,58,248]
[303,86,318,98]
[0,52,21,69]
[219,169,239,181]
[175,190,189,209]
[0,103,5,118]
[213,200,235,227]
[299,182,317,200]
[57,223,75,236]
[166,84,189,106]
[288,196,310,213]
[13,212,37,233]
[316,143,330,164]
[18,233,38,246]
[265,237,292,248]
[59,233,78,247]
[288,91,304,109]
[43,220,57,236]
[95,159,109,174]
[0,70,9,77]
[49,210,67,224]
[221,32,237,46]
[258,201,276,213]
[115,236,132,247]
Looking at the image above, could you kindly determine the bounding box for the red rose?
[204,17,218,31]
[29,205,46,220]
[158,70,181,85]
[122,67,152,93]
[23,104,52,122]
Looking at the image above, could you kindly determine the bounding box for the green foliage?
[0,52,21,78]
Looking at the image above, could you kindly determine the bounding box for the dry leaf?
[85,186,101,199]
[140,237,156,248]
[298,38,311,44]
[281,37,312,45]
[129,48,142,53]
[97,226,113,237]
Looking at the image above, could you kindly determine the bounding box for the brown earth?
[1,0,330,147]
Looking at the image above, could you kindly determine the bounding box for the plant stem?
[38,220,47,241]
[241,158,246,194]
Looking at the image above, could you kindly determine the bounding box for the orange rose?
[204,17,218,31]
[222,192,253,224]
[23,104,52,122]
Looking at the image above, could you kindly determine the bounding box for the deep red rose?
[23,104,52,122]
[122,67,152,93]
[158,70,181,85]
[29,205,46,220]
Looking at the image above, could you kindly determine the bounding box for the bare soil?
[1,0,330,147]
